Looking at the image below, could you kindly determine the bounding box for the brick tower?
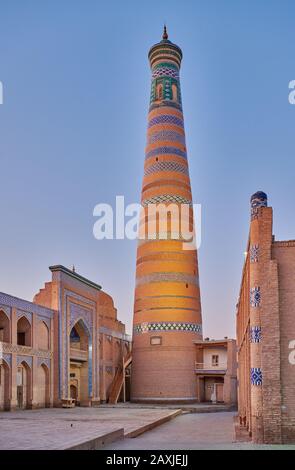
[131,27,203,403]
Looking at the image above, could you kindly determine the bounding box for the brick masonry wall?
[273,242,295,443]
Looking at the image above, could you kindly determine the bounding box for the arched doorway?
[70,384,78,401]
[69,320,91,405]
[17,317,31,347]
[0,310,10,343]
[36,364,50,408]
[37,321,49,350]
[17,361,32,409]
[0,360,10,410]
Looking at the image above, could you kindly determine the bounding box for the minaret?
[249,191,268,442]
[131,28,203,403]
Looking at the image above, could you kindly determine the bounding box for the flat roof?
[49,265,102,291]
[194,338,235,347]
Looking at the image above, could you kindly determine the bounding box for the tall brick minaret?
[131,27,202,403]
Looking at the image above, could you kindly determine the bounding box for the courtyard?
[1,406,295,450]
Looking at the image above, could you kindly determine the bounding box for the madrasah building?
[0,265,131,410]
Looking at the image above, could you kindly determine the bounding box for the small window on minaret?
[151,336,162,346]
[172,84,178,102]
[157,83,163,100]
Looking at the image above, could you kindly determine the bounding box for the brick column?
[249,191,266,443]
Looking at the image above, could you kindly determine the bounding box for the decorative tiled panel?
[134,322,202,334]
[250,326,262,343]
[147,130,185,146]
[136,272,198,287]
[0,292,54,318]
[251,367,262,386]
[142,194,192,207]
[37,315,51,329]
[144,161,189,176]
[152,66,179,80]
[250,192,267,221]
[250,245,259,263]
[0,353,12,366]
[17,310,32,324]
[148,115,184,129]
[145,147,187,160]
[37,357,51,368]
[0,342,52,358]
[69,302,93,331]
[0,305,11,318]
[250,287,261,308]
[17,355,33,368]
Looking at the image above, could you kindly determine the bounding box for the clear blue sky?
[1,0,295,337]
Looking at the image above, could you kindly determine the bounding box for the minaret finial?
[162,24,168,40]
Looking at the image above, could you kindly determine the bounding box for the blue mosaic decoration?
[69,300,94,396]
[0,292,54,319]
[136,272,199,287]
[17,310,32,324]
[0,353,12,367]
[251,191,267,220]
[250,244,259,263]
[250,326,262,343]
[37,357,51,368]
[59,287,97,399]
[134,322,202,334]
[145,146,187,160]
[148,115,184,129]
[144,161,189,176]
[150,60,182,107]
[17,355,33,368]
[251,367,262,386]
[152,65,179,80]
[147,130,185,146]
[250,287,261,308]
[142,194,192,207]
[0,305,11,318]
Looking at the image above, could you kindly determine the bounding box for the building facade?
[236,192,295,443]
[195,339,237,405]
[0,265,131,410]
[131,28,203,403]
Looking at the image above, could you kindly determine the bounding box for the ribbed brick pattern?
[131,31,202,403]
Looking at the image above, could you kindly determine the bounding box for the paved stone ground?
[0,407,178,450]
[103,412,295,450]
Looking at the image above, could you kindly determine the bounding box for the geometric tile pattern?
[17,355,33,368]
[136,272,199,287]
[134,321,202,334]
[37,357,51,368]
[0,292,54,319]
[69,304,93,397]
[250,287,261,308]
[0,353,12,367]
[147,130,185,145]
[144,161,189,176]
[148,114,184,129]
[142,194,192,207]
[250,244,259,263]
[250,192,267,221]
[17,310,32,324]
[145,146,187,160]
[250,367,262,386]
[152,66,179,80]
[250,326,262,343]
[0,305,11,318]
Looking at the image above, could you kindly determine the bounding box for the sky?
[0,0,295,337]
